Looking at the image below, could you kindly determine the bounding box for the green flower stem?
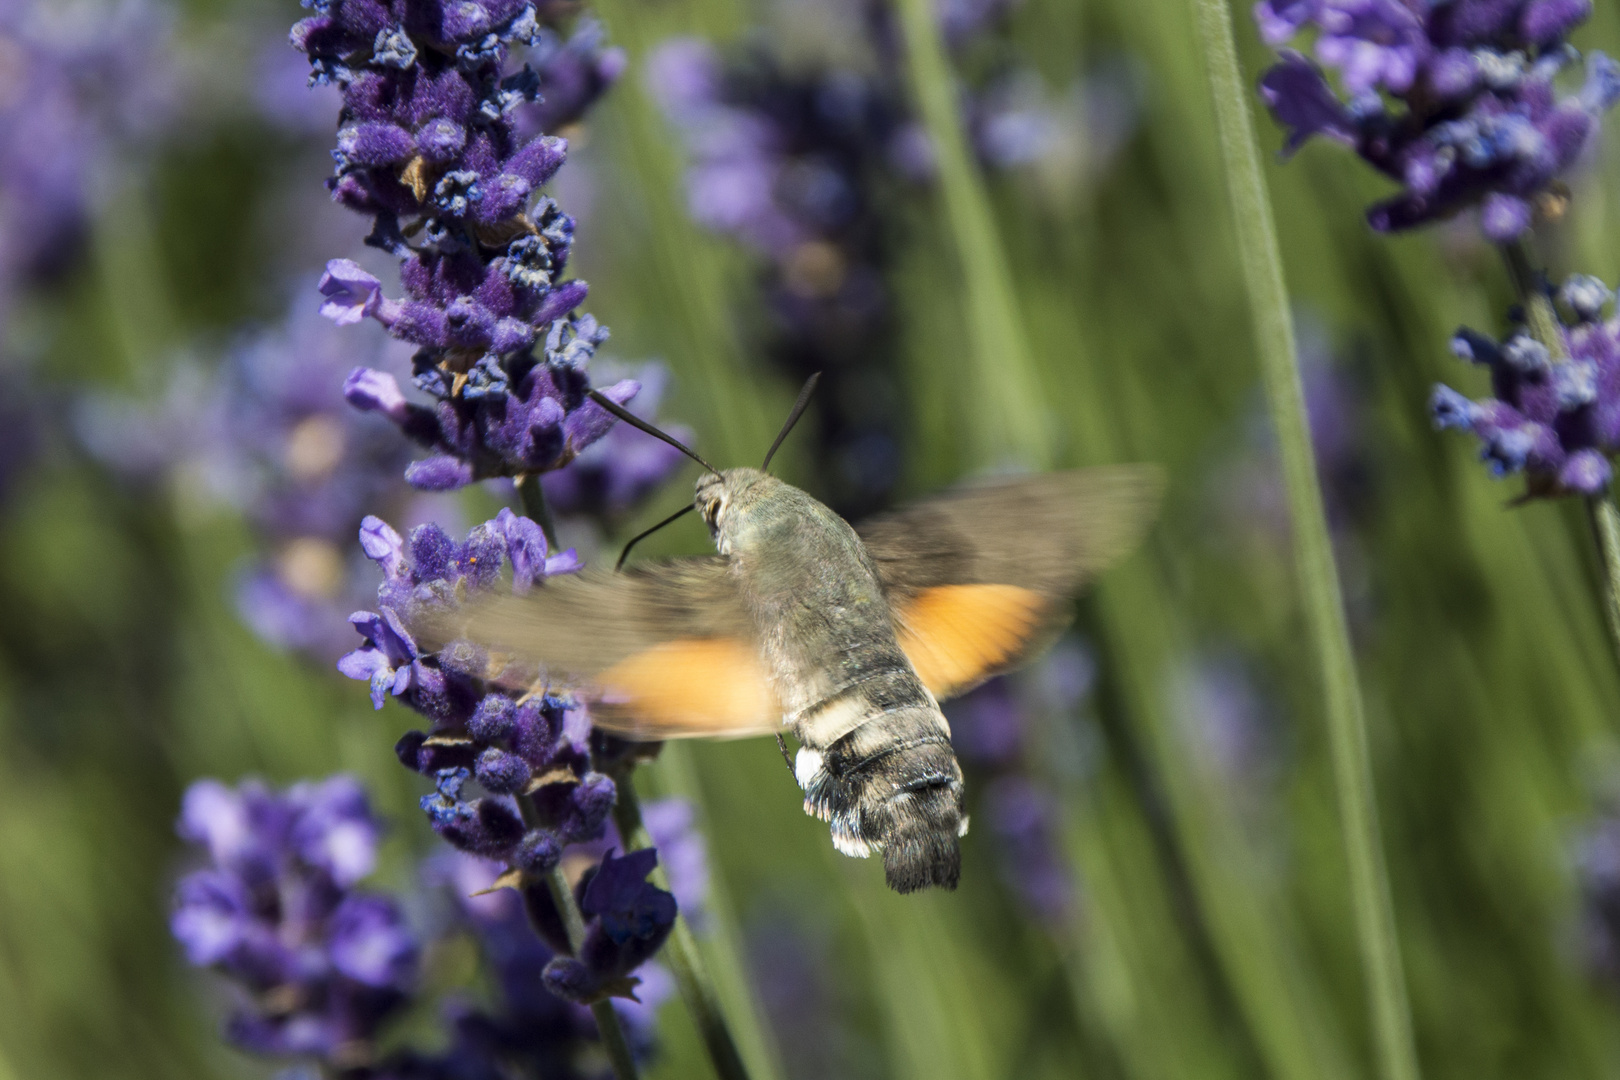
[1501,240,1620,672]
[1588,496,1620,661]
[517,474,560,547]
[1193,4,1420,1080]
[891,0,1048,466]
[648,744,788,1080]
[610,768,756,1080]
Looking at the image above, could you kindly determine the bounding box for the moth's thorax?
[705,473,901,714]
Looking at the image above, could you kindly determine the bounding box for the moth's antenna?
[761,372,821,470]
[615,504,695,571]
[587,389,721,475]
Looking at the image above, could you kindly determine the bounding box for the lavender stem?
[890,0,1048,466]
[1194,3,1419,1079]
[1588,497,1620,662]
[1502,240,1620,670]
[518,474,561,549]
[611,771,755,1080]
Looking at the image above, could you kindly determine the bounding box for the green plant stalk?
[592,0,780,465]
[645,743,789,1080]
[517,474,560,547]
[610,769,756,1080]
[1501,241,1620,672]
[1588,498,1620,662]
[1192,4,1420,1080]
[891,0,1048,467]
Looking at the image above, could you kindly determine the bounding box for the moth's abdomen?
[793,673,967,893]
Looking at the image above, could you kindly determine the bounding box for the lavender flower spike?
[1431,274,1620,497]
[171,777,417,1068]
[1254,0,1620,238]
[293,1,638,491]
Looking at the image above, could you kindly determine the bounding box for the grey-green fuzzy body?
[699,467,966,892]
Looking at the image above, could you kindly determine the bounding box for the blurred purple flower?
[171,776,418,1068]
[1432,275,1620,496]
[1255,0,1619,238]
[640,798,709,929]
[1572,800,1620,987]
[76,288,425,659]
[944,648,1097,927]
[520,17,627,135]
[983,776,1077,925]
[650,37,909,514]
[0,0,178,318]
[1171,653,1279,789]
[650,28,1135,514]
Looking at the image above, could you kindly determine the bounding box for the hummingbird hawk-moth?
[434,380,1161,893]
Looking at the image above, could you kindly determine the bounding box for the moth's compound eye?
[701,494,725,532]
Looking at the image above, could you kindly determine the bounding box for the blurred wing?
[422,557,780,739]
[859,466,1163,699]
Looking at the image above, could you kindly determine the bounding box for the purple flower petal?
[358,516,408,579]
[405,455,477,490]
[564,378,638,452]
[1259,52,1356,155]
[344,367,409,422]
[318,259,384,325]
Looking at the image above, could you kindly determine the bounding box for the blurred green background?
[5,0,1620,1077]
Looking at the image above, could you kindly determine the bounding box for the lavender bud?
[475,748,533,794]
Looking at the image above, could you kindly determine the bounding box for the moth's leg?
[775,733,796,780]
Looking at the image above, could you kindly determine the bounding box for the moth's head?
[592,375,819,567]
[696,467,772,552]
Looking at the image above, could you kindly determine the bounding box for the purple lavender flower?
[745,914,858,1080]
[639,798,709,928]
[650,37,909,514]
[429,853,673,1070]
[650,25,1133,514]
[945,656,1093,927]
[293,0,644,492]
[1431,274,1620,496]
[338,510,621,869]
[1171,652,1280,789]
[1255,0,1620,238]
[541,848,678,1004]
[982,776,1077,925]
[520,17,627,135]
[171,776,418,1070]
[77,290,429,658]
[1572,800,1620,987]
